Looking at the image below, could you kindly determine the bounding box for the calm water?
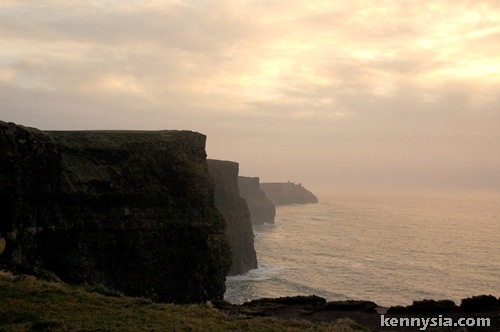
[224,190,500,306]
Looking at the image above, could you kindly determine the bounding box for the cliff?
[238,176,276,225]
[260,182,318,206]
[207,160,257,275]
[0,120,231,303]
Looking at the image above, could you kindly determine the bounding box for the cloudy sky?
[1,0,499,192]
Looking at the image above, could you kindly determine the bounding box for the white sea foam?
[227,264,287,282]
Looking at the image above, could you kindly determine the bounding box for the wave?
[227,263,287,282]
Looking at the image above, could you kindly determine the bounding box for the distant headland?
[260,182,318,206]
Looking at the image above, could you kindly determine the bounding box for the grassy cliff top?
[0,271,365,332]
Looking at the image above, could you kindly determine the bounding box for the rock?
[387,295,500,315]
[234,296,380,323]
[323,300,378,313]
[243,295,327,307]
[0,234,5,256]
[238,176,275,225]
[388,299,459,314]
[260,182,318,206]
[460,295,500,312]
[208,160,258,275]
[0,120,231,303]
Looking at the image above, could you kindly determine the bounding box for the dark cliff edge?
[260,182,318,206]
[213,294,499,331]
[0,272,498,331]
[207,160,257,275]
[0,120,231,303]
[238,176,276,225]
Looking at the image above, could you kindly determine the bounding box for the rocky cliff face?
[0,121,231,303]
[207,160,257,275]
[238,176,275,225]
[260,182,318,206]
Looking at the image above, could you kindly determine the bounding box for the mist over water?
[225,189,500,306]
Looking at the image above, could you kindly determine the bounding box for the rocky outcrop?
[388,299,459,314]
[207,160,257,275]
[460,295,500,312]
[0,121,231,303]
[260,182,318,206]
[388,295,500,314]
[213,295,500,331]
[0,233,5,256]
[238,176,275,225]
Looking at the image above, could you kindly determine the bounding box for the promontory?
[0,121,231,303]
[260,182,318,206]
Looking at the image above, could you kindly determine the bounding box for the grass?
[0,271,367,331]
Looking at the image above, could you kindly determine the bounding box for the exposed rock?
[0,120,231,303]
[207,160,257,275]
[219,296,377,316]
[388,295,500,314]
[214,295,499,331]
[260,182,318,206]
[243,295,327,307]
[238,176,275,225]
[388,299,459,314]
[322,300,378,313]
[460,295,500,312]
[0,234,5,256]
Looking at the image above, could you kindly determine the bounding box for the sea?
[224,189,500,307]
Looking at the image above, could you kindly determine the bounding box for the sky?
[1,0,499,192]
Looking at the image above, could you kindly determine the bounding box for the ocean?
[224,189,500,307]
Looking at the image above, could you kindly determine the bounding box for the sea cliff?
[260,182,318,206]
[207,160,258,275]
[238,176,276,225]
[0,121,231,303]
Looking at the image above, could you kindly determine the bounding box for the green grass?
[0,271,367,331]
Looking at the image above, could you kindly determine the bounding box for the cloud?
[1,0,499,190]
